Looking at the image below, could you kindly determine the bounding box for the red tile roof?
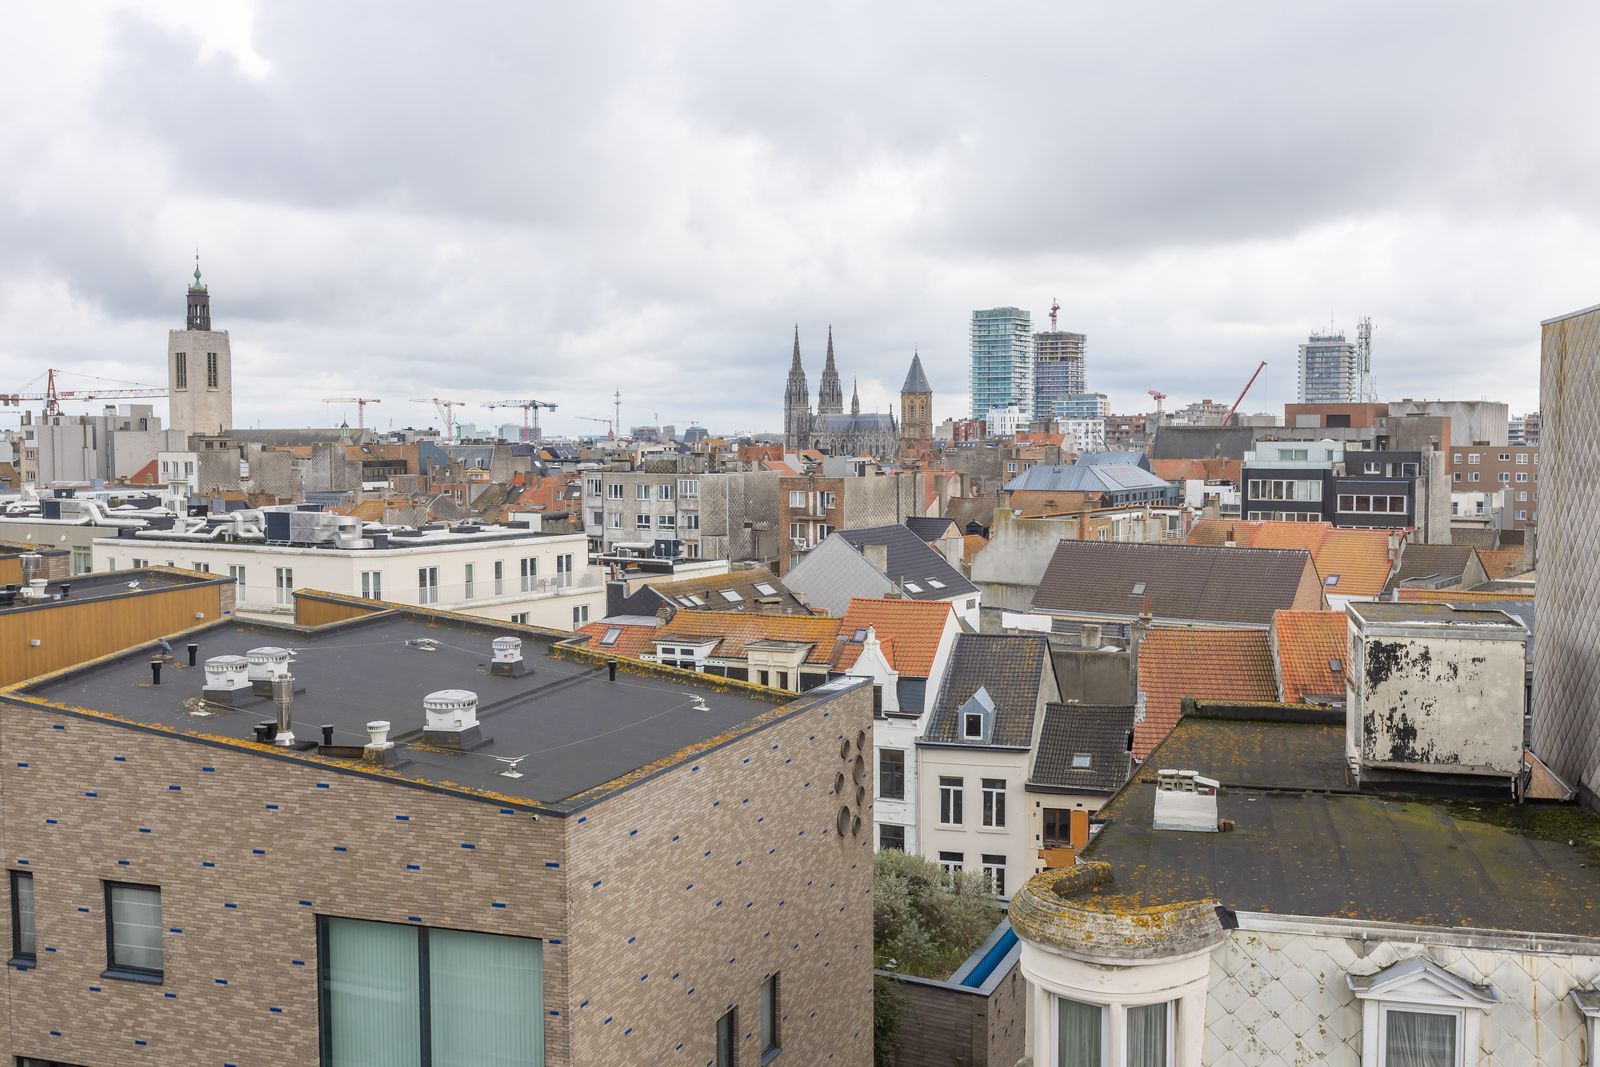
[1187,519,1395,598]
[655,611,841,664]
[1272,610,1348,703]
[833,598,953,676]
[573,620,658,659]
[1134,628,1276,758]
[1476,549,1530,581]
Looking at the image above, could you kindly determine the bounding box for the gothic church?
[783,328,933,456]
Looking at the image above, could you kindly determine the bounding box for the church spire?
[851,378,860,416]
[783,325,811,451]
[185,251,212,331]
[817,324,844,415]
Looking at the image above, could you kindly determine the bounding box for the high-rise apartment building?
[1297,330,1359,404]
[1534,302,1600,802]
[970,308,1033,418]
[1032,330,1087,419]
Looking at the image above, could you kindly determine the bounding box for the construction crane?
[410,397,466,442]
[1223,361,1268,427]
[1146,389,1167,417]
[1049,297,1061,332]
[483,399,558,444]
[322,396,382,430]
[0,368,168,418]
[576,415,613,439]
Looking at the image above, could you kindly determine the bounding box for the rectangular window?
[105,883,162,980]
[1042,809,1073,848]
[609,513,623,529]
[510,613,529,625]
[658,513,676,530]
[636,484,651,500]
[192,562,210,574]
[1126,1002,1170,1067]
[206,352,218,388]
[1467,453,1480,464]
[1468,472,1480,483]
[878,749,905,799]
[820,491,837,510]
[274,567,293,606]
[607,483,623,500]
[71,546,92,575]
[174,352,187,390]
[463,563,475,599]
[520,558,537,592]
[1382,1009,1455,1067]
[572,605,588,628]
[11,871,35,963]
[1515,471,1528,482]
[761,974,780,1059]
[1498,472,1510,483]
[788,490,806,508]
[937,852,963,880]
[678,479,700,498]
[981,854,1007,897]
[590,510,604,526]
[585,477,602,495]
[981,778,1006,828]
[878,823,906,851]
[229,565,246,591]
[716,1008,737,1067]
[657,483,673,501]
[319,916,543,1067]
[963,711,984,739]
[1516,453,1529,465]
[361,571,382,600]
[1056,997,1104,1067]
[939,776,963,825]
[636,513,651,530]
[418,567,439,605]
[493,561,505,596]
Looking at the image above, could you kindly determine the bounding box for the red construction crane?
[322,396,382,430]
[0,368,168,418]
[411,397,466,442]
[1223,361,1268,428]
[483,399,559,444]
[1146,389,1167,416]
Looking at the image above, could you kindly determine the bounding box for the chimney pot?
[320,724,335,747]
[149,658,162,685]
[186,642,199,667]
[607,659,618,681]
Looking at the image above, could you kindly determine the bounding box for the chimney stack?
[1152,769,1220,832]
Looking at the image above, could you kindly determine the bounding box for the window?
[520,557,538,592]
[963,712,984,739]
[636,484,651,500]
[1516,510,1527,520]
[174,352,187,390]
[682,512,701,531]
[716,1007,737,1067]
[1516,453,1529,465]
[104,883,162,981]
[319,916,543,1067]
[11,871,35,964]
[418,567,439,605]
[1468,472,1480,483]
[510,613,529,625]
[572,605,588,628]
[192,562,210,574]
[464,563,475,599]
[229,565,246,591]
[1467,453,1480,464]
[879,749,905,799]
[658,513,676,530]
[679,479,700,498]
[981,778,1006,828]
[788,490,806,508]
[1498,452,1511,462]
[609,513,623,529]
[585,478,602,495]
[1246,478,1322,502]
[939,777,963,825]
[206,352,218,388]
[1072,752,1093,769]
[274,567,293,606]
[937,851,963,877]
[1379,1010,1456,1066]
[70,546,92,575]
[361,571,382,600]
[493,561,505,596]
[657,483,673,500]
[1126,1002,1170,1067]
[607,483,623,500]
[1516,471,1528,482]
[980,854,1007,897]
[1056,997,1104,1067]
[1042,809,1072,848]
[789,522,806,545]
[760,974,780,1060]
[820,491,837,510]
[636,513,651,530]
[1498,472,1510,483]
[1336,494,1407,514]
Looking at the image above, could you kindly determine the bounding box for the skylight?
[1131,582,1147,596]
[719,589,744,603]
[1071,752,1093,769]
[754,582,778,596]
[676,596,696,607]
[903,582,923,593]
[852,628,868,643]
[927,579,946,589]
[1325,575,1340,587]
[688,595,707,606]
[599,627,622,647]
[1330,657,1343,673]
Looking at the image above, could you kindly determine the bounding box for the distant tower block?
[167,256,234,435]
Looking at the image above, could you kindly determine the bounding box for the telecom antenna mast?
[613,390,621,440]
[1356,317,1376,402]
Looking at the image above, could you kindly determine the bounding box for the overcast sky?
[2,2,1593,437]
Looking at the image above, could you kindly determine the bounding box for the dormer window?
[957,687,995,742]
[1349,958,1499,1067]
[963,711,983,738]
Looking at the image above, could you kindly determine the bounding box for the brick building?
[777,470,924,574]
[0,592,873,1066]
[1450,443,1539,528]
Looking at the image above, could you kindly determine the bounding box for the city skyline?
[1,2,1587,436]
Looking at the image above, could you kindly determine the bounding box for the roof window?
[599,627,622,647]
[927,579,946,589]
[1071,752,1093,769]
[688,595,707,607]
[754,582,777,596]
[1130,581,1147,596]
[1325,575,1340,587]
[852,628,868,643]
[903,582,923,593]
[719,589,744,603]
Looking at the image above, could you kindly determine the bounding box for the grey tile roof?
[1028,703,1137,794]
[1074,452,1149,469]
[838,525,977,601]
[903,516,958,543]
[922,633,1052,747]
[1030,540,1314,625]
[1385,544,1481,593]
[1003,463,1173,494]
[901,353,932,393]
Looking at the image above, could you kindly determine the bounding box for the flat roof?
[12,607,810,814]
[1348,601,1523,628]
[0,567,212,616]
[96,521,572,551]
[1085,714,1600,936]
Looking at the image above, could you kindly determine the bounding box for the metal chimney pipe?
[271,673,296,746]
[321,724,335,747]
[186,642,199,667]
[607,659,618,682]
[149,658,162,685]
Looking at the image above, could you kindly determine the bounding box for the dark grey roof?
[1003,463,1173,494]
[1028,703,1136,794]
[838,525,977,601]
[1385,543,1481,592]
[1031,541,1314,625]
[0,567,217,616]
[901,353,932,394]
[16,610,801,813]
[922,633,1052,747]
[818,413,896,432]
[903,516,958,543]
[1074,452,1149,469]
[227,428,378,445]
[1150,425,1259,461]
[641,568,809,616]
[1086,711,1600,935]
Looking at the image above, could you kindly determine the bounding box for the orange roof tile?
[1151,458,1241,484]
[1134,628,1276,758]
[833,598,954,676]
[1477,548,1530,581]
[1186,519,1393,597]
[1272,610,1348,704]
[656,611,841,664]
[574,620,658,659]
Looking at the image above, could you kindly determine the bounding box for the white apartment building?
[93,511,603,630]
[581,468,777,562]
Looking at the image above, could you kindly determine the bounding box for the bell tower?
[167,255,234,436]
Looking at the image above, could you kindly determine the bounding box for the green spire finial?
[191,248,203,290]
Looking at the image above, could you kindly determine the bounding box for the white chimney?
[366,720,392,747]
[203,654,250,692]
[424,689,479,733]
[490,636,529,677]
[1152,769,1220,832]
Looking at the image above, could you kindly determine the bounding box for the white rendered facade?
[92,527,603,630]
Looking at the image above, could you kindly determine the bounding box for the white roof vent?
[490,636,530,678]
[1152,769,1220,832]
[246,646,293,680]
[424,689,480,733]
[203,654,250,691]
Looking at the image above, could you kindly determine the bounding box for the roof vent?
[19,553,41,587]
[423,689,482,749]
[202,654,251,705]
[1153,769,1220,832]
[247,646,293,694]
[490,636,529,678]
[20,578,47,600]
